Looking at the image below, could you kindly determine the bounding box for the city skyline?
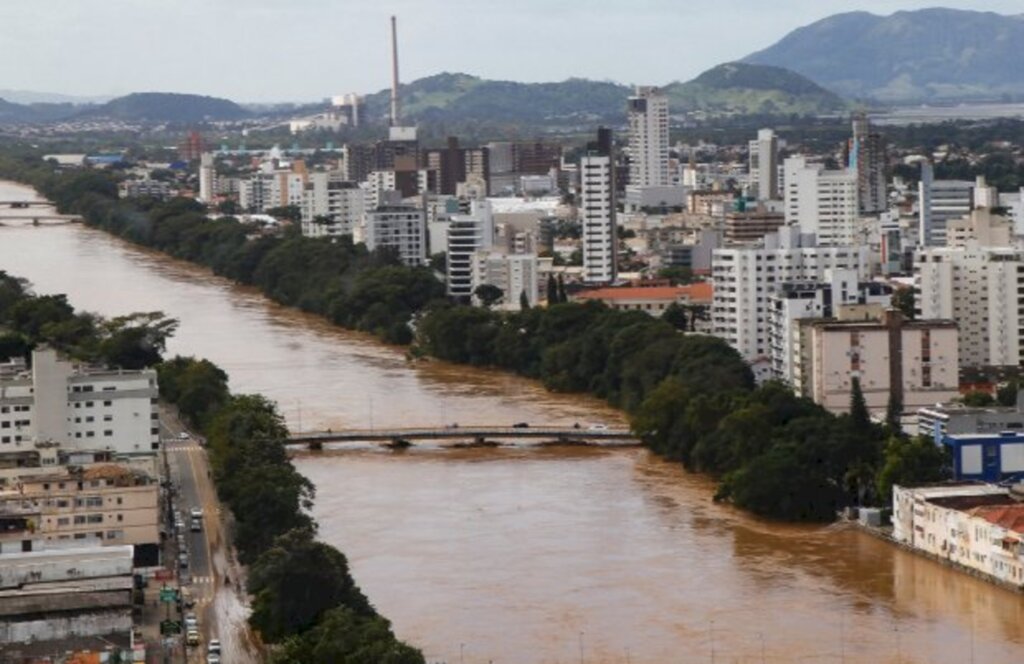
[1,0,1020,103]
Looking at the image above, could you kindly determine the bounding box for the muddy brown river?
[2,182,1022,663]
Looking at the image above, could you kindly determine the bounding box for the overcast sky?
[1,0,1020,102]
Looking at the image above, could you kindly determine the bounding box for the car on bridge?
[512,422,529,428]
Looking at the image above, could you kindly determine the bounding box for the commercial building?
[847,113,887,214]
[423,137,489,196]
[0,543,133,645]
[723,206,786,244]
[0,349,159,455]
[711,227,869,362]
[915,245,1024,368]
[447,200,495,298]
[0,464,159,561]
[918,162,974,246]
[944,207,1013,248]
[363,205,427,267]
[579,128,617,284]
[784,155,859,246]
[798,309,959,414]
[748,129,780,201]
[941,432,1024,482]
[918,397,1024,441]
[627,87,670,188]
[892,483,1024,590]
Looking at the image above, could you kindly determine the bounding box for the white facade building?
[915,245,1024,368]
[580,152,616,283]
[712,228,869,362]
[0,349,159,455]
[627,87,670,188]
[766,270,891,384]
[362,206,427,267]
[918,162,974,247]
[301,173,366,238]
[748,129,779,201]
[470,251,539,311]
[447,200,495,298]
[784,156,859,246]
[198,153,216,204]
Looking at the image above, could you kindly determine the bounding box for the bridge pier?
[308,440,323,451]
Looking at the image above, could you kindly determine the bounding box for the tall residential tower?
[580,128,617,284]
[627,87,669,188]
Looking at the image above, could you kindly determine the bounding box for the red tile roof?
[970,504,1024,535]
[578,282,713,304]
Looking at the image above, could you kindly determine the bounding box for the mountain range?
[743,8,1024,102]
[2,8,1023,126]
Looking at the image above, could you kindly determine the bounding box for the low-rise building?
[576,282,712,321]
[0,463,160,565]
[892,483,1024,590]
[0,543,133,645]
[941,431,1024,482]
[918,396,1024,440]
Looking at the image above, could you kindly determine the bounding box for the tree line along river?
[1,181,1023,663]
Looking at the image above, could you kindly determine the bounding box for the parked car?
[184,612,198,630]
[186,629,200,647]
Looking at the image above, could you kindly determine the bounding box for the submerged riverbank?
[3,181,1024,662]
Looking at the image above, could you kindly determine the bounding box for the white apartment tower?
[712,228,869,362]
[198,153,216,204]
[447,200,496,298]
[627,87,670,188]
[363,205,427,267]
[301,173,366,238]
[748,129,780,201]
[784,156,859,246]
[915,245,1024,368]
[580,128,617,284]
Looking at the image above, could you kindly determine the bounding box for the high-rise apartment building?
[446,200,495,298]
[848,112,887,214]
[301,173,366,238]
[712,228,869,362]
[784,156,859,246]
[627,87,670,188]
[580,128,617,284]
[363,205,427,267]
[915,245,1024,368]
[470,250,539,311]
[198,153,216,204]
[748,129,780,201]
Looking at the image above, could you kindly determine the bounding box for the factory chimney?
[390,15,400,127]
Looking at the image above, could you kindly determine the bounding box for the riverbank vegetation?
[0,152,950,522]
[0,270,423,663]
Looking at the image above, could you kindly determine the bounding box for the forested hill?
[744,8,1024,102]
[82,92,250,122]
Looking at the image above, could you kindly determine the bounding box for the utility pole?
[578,630,585,664]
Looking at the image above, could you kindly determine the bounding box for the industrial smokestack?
[390,15,400,127]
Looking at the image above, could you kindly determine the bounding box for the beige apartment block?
[801,309,959,414]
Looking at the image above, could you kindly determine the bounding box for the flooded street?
[2,181,1023,663]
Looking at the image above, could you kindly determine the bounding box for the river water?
[2,182,1023,663]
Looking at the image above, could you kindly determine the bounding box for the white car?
[206,656,220,664]
[178,432,190,440]
[207,639,221,655]
[588,423,609,431]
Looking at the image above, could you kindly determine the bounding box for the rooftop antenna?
[390,15,401,127]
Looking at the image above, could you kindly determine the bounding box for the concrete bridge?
[0,201,53,208]
[0,215,80,225]
[286,425,639,449]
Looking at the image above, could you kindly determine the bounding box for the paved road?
[162,410,261,664]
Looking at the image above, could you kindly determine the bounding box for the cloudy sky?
[1,0,1019,102]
